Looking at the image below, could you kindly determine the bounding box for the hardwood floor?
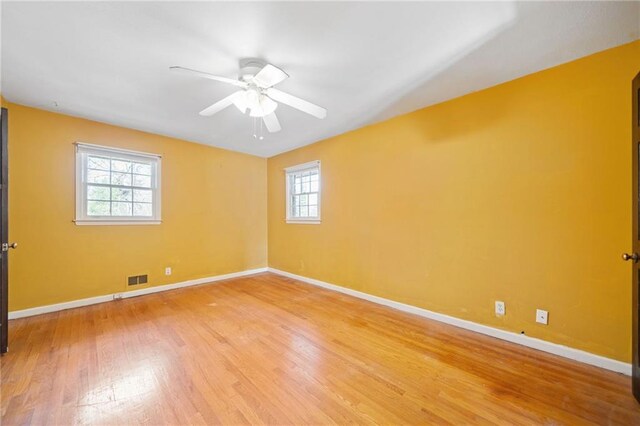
[1,272,639,425]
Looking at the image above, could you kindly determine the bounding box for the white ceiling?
[2,2,639,157]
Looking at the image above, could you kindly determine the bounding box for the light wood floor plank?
[1,272,639,425]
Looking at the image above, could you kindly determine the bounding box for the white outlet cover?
[495,301,505,316]
[536,309,549,325]
[165,267,172,276]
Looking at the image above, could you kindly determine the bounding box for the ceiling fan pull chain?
[259,118,264,140]
[252,117,257,139]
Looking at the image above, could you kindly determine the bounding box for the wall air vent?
[127,275,149,286]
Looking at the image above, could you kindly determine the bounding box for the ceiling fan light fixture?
[172,58,326,135]
[248,93,278,117]
[260,95,277,115]
[232,91,249,114]
[246,88,260,110]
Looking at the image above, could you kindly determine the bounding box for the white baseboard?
[267,268,632,376]
[8,267,268,320]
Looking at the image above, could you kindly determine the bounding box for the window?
[75,143,161,225]
[286,160,321,224]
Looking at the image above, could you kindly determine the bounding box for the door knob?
[622,252,639,262]
[1,242,17,252]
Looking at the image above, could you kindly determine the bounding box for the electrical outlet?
[165,267,172,276]
[536,309,548,325]
[495,301,505,316]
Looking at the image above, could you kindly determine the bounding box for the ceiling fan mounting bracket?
[239,58,267,81]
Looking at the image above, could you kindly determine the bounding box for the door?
[0,107,14,354]
[625,72,640,402]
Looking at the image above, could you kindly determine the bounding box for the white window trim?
[74,142,162,226]
[285,160,321,224]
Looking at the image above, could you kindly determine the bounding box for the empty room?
[1,1,640,424]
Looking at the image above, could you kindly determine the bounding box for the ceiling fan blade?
[263,112,282,133]
[170,66,247,88]
[266,88,326,119]
[253,64,289,88]
[199,91,243,116]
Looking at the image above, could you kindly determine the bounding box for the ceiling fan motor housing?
[239,58,267,82]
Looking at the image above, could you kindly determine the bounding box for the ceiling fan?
[171,58,327,136]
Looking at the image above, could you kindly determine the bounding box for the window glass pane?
[88,156,110,170]
[134,189,152,203]
[87,169,110,184]
[87,185,110,201]
[286,164,320,220]
[79,146,160,222]
[112,188,132,202]
[111,172,132,186]
[111,159,132,173]
[133,163,152,175]
[87,200,110,216]
[134,202,153,217]
[133,174,151,188]
[112,202,132,216]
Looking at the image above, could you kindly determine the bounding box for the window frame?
[285,160,321,224]
[74,142,162,226]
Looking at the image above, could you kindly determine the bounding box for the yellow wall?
[6,41,639,362]
[8,103,267,311]
[268,41,640,362]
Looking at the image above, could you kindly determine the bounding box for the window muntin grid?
[85,155,154,217]
[75,143,161,224]
[286,161,320,223]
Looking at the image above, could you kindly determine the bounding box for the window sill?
[286,220,321,225]
[74,220,161,226]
